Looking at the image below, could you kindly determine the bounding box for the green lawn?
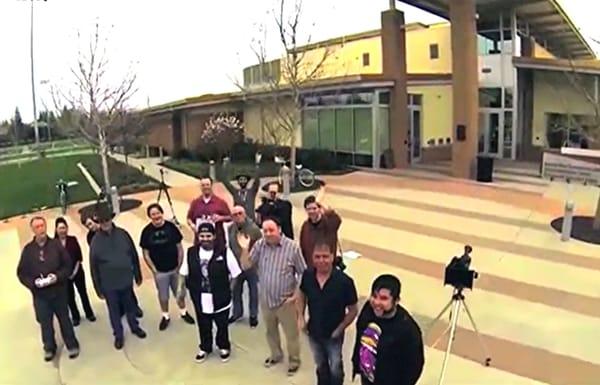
[0,154,157,219]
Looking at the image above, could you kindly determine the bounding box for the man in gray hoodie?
[90,205,147,349]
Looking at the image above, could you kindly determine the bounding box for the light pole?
[40,79,51,141]
[30,0,40,145]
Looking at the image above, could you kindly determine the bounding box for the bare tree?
[560,59,600,229]
[107,108,147,174]
[237,0,335,183]
[52,22,138,194]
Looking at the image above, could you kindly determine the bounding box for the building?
[144,0,599,176]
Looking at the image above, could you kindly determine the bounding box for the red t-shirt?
[187,195,231,248]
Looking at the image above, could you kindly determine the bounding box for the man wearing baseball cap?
[351,274,424,385]
[178,222,242,363]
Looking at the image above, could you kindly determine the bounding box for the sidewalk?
[109,154,199,187]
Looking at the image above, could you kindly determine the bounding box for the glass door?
[478,109,503,158]
[408,107,422,164]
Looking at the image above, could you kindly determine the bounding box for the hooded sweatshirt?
[352,302,424,385]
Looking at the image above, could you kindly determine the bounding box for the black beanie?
[371,274,401,300]
[198,222,216,234]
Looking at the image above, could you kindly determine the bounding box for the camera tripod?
[157,169,180,226]
[426,288,492,385]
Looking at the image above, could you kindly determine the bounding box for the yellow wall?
[533,41,556,59]
[406,23,452,74]
[532,71,596,146]
[407,84,453,145]
[285,36,383,81]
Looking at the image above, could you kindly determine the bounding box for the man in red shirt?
[187,177,231,249]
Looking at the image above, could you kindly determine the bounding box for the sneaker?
[86,314,96,322]
[159,317,170,331]
[114,338,124,350]
[135,307,144,318]
[44,350,56,362]
[249,317,258,328]
[228,315,241,324]
[181,312,195,325]
[72,318,80,327]
[68,347,80,359]
[195,350,209,363]
[132,328,147,339]
[287,365,300,376]
[219,349,230,362]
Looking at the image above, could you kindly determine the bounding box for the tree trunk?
[98,133,111,195]
[289,134,297,188]
[594,191,600,230]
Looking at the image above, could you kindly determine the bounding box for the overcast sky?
[0,0,598,122]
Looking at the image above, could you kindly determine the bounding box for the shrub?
[231,138,259,162]
[296,148,344,171]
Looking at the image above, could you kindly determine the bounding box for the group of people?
[16,164,425,385]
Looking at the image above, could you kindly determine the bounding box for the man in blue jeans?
[90,205,147,350]
[297,241,358,385]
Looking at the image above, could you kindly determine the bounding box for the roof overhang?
[513,57,600,75]
[401,0,595,59]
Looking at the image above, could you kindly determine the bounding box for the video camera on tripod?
[444,245,478,291]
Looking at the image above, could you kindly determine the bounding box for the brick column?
[381,9,409,168]
[450,0,479,179]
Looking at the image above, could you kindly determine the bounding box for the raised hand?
[237,232,251,250]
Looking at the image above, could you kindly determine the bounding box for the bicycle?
[56,179,79,215]
[274,156,316,188]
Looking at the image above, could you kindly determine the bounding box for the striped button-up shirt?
[250,236,306,309]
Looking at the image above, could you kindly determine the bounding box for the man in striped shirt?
[239,217,307,376]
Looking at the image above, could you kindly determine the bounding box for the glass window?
[362,53,370,66]
[319,94,339,106]
[504,88,513,109]
[354,108,372,154]
[503,111,513,158]
[378,92,390,105]
[410,94,423,106]
[243,67,252,87]
[318,109,336,150]
[352,92,373,105]
[378,107,390,152]
[429,44,439,59]
[302,110,319,149]
[335,109,353,152]
[303,96,319,107]
[479,88,502,108]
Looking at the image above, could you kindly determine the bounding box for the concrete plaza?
[1,164,599,385]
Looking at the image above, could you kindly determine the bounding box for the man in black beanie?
[351,274,424,385]
[178,222,242,363]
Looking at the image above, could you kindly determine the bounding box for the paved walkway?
[1,170,599,385]
[109,154,199,187]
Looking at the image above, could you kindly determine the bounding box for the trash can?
[476,155,494,183]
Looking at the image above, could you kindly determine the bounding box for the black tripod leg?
[162,186,179,225]
[157,186,163,202]
[461,299,492,366]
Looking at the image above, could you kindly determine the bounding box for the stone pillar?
[381,9,409,169]
[450,0,479,179]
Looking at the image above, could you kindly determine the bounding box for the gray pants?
[154,270,182,303]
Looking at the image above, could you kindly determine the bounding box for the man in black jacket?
[89,206,147,350]
[178,222,242,363]
[255,182,294,239]
[83,211,144,318]
[17,216,80,361]
[352,275,424,385]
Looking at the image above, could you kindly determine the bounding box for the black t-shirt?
[139,221,183,272]
[300,268,358,339]
[256,198,294,239]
